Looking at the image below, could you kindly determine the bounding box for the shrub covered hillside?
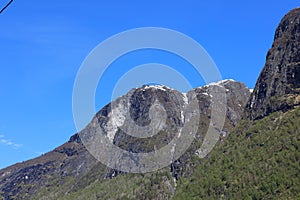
[174,107,300,199]
[29,107,300,200]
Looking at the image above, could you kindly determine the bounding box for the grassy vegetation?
[173,107,300,199]
[30,175,75,200]
[59,169,174,200]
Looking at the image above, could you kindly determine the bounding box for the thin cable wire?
[0,0,14,14]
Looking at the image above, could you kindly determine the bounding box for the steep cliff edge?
[245,8,300,120]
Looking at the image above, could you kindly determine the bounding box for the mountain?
[1,7,299,200]
[245,8,300,120]
[0,81,251,199]
[173,8,300,199]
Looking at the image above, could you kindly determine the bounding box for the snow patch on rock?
[143,84,173,91]
[206,79,236,87]
[182,93,188,104]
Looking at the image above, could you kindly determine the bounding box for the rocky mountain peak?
[245,8,300,120]
[0,80,251,199]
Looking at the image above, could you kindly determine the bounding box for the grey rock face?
[112,85,184,153]
[0,81,251,199]
[245,8,300,120]
[78,84,192,173]
[172,80,251,178]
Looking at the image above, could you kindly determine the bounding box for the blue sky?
[0,0,299,169]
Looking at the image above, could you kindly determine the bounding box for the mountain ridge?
[0,80,251,199]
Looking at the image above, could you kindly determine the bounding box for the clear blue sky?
[0,0,299,169]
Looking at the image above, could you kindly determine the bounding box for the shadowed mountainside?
[245,8,300,120]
